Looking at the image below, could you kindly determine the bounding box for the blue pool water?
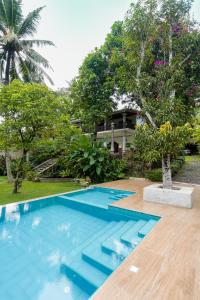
[0,187,160,300]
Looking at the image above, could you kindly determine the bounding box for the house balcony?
[96,121,136,132]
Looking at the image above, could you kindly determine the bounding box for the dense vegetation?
[70,0,200,189]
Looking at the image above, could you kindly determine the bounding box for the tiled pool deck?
[92,179,200,300]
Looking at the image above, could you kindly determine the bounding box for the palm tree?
[0,0,55,183]
[0,0,55,85]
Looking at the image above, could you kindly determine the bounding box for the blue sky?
[23,0,200,89]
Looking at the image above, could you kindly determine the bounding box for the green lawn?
[0,177,81,205]
[184,155,200,162]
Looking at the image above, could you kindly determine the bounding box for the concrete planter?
[143,183,194,208]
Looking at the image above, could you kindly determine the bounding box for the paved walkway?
[174,157,200,184]
[93,179,200,300]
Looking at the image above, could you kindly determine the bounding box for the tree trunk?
[168,25,176,99]
[162,154,172,189]
[136,41,157,128]
[12,178,20,194]
[12,154,24,194]
[5,152,14,183]
[5,49,12,85]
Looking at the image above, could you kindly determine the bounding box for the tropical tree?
[70,21,124,134]
[114,0,200,189]
[0,80,74,193]
[0,0,54,85]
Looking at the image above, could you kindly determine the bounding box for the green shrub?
[26,170,40,182]
[61,135,127,183]
[146,168,162,181]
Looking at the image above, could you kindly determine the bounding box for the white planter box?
[143,184,194,208]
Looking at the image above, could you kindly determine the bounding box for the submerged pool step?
[65,221,118,260]
[81,221,128,274]
[82,247,121,275]
[101,220,135,258]
[102,239,133,260]
[120,220,146,246]
[61,259,107,295]
[58,195,107,209]
[138,219,157,237]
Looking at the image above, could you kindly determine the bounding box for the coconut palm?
[0,0,55,85]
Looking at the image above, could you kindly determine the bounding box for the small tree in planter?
[134,122,192,189]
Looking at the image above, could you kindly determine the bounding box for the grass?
[0,177,81,206]
[184,155,200,162]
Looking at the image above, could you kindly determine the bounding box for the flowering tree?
[114,0,200,189]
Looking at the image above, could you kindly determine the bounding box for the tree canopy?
[0,80,77,193]
[70,0,200,189]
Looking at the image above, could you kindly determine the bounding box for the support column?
[104,120,107,131]
[103,120,107,147]
[111,122,115,153]
[122,113,127,154]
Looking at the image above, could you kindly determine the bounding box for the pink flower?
[154,60,167,66]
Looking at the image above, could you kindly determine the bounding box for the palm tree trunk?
[162,154,172,189]
[5,49,12,84]
[4,50,13,181]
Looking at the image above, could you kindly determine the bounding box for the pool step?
[82,247,121,275]
[61,259,107,295]
[102,239,133,259]
[120,220,146,246]
[58,195,107,209]
[138,220,157,237]
[86,221,127,246]
[63,221,118,261]
[101,220,135,258]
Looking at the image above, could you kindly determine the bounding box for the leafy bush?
[26,170,40,182]
[146,158,185,181]
[146,168,162,181]
[61,135,127,183]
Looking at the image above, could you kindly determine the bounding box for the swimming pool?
[0,187,160,300]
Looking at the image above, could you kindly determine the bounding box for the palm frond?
[20,51,54,85]
[18,6,45,37]
[16,52,31,81]
[22,48,53,70]
[0,0,22,29]
[20,39,55,48]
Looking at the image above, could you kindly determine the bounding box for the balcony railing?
[96,121,135,132]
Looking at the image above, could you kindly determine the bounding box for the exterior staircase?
[34,158,57,175]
